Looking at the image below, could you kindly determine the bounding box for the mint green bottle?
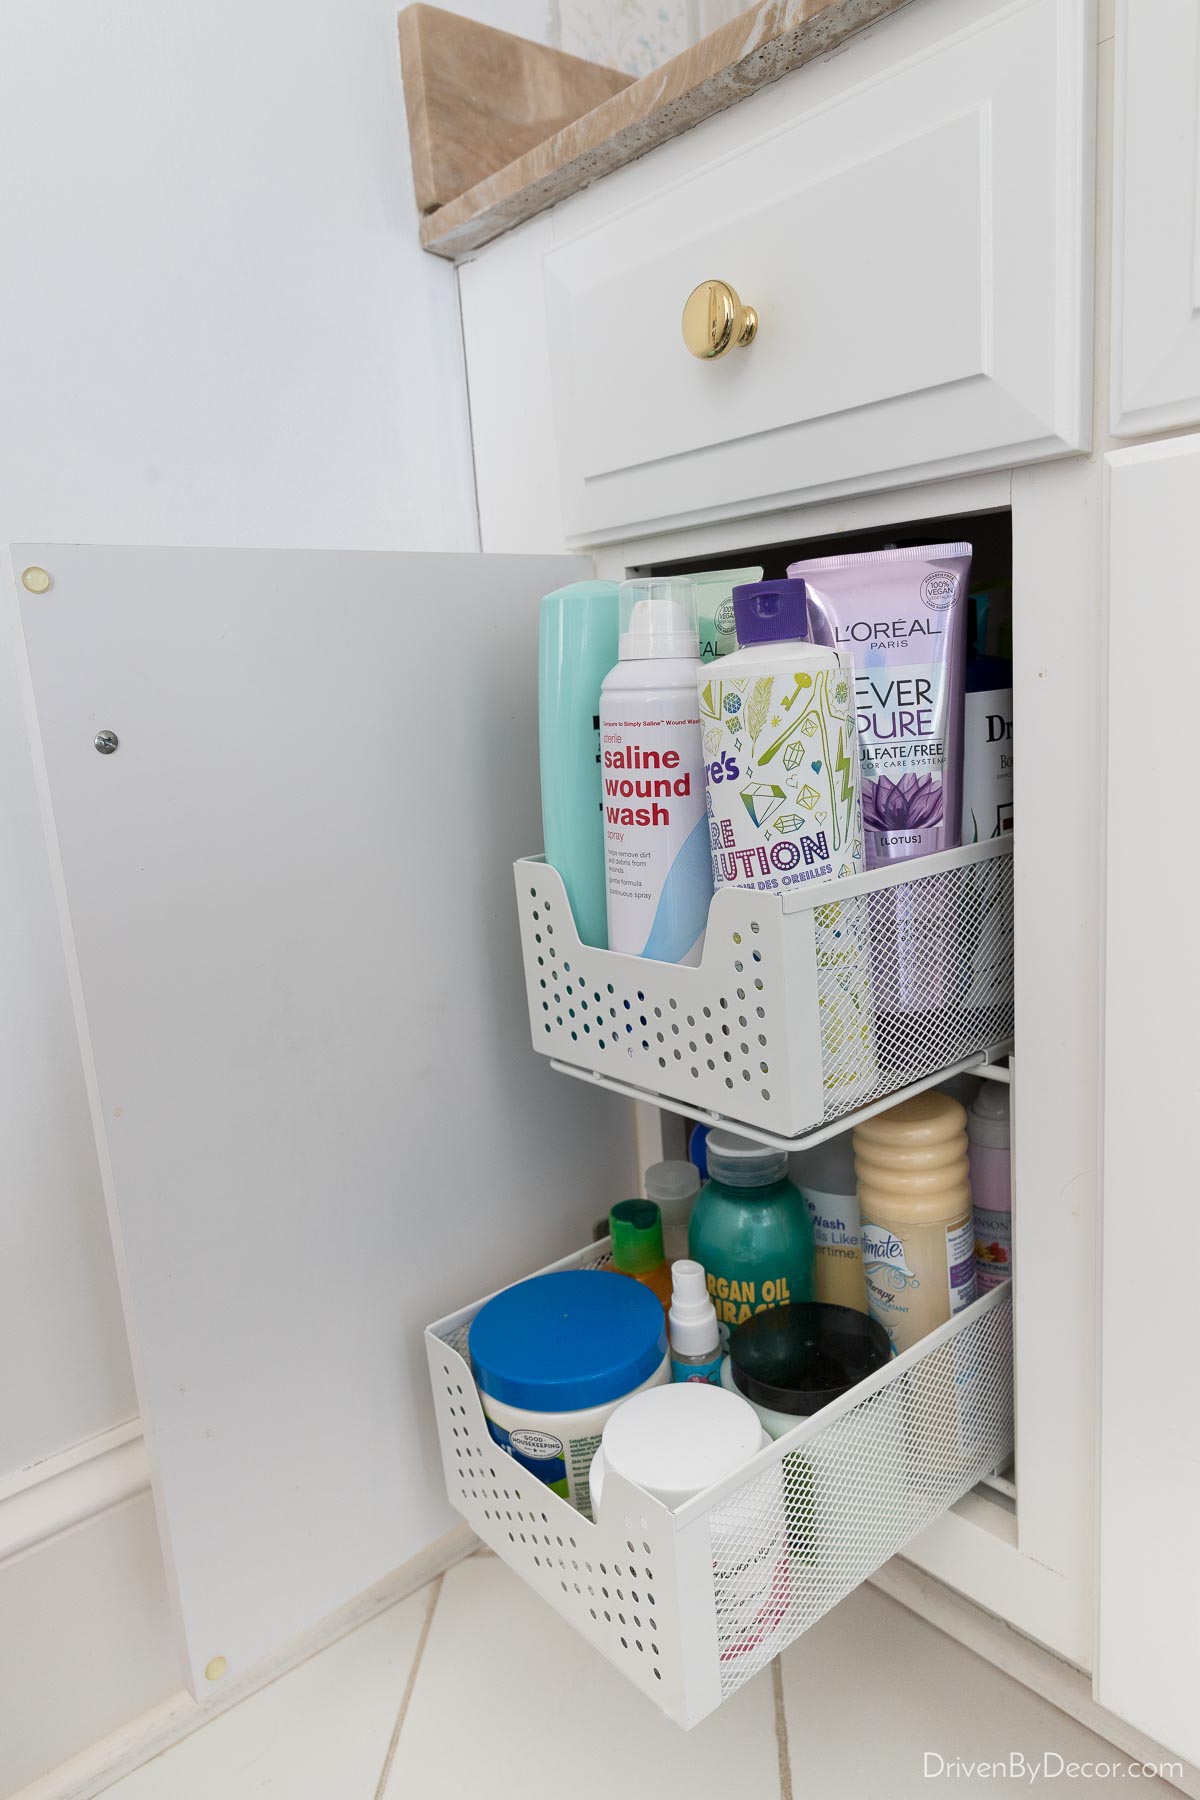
[539,581,619,948]
[688,1131,816,1343]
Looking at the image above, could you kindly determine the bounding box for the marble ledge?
[414,0,913,262]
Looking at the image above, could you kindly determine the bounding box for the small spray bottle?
[669,1260,723,1385]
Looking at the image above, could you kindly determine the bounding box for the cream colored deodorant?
[853,1091,977,1354]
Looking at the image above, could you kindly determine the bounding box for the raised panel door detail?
[1099,437,1200,1763]
[545,0,1094,544]
[1111,0,1200,435]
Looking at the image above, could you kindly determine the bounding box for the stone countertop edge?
[416,0,914,262]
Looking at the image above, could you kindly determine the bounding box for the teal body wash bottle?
[539,580,619,948]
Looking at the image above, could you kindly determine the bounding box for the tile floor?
[104,1551,1179,1799]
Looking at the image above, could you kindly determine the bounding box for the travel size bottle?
[668,1260,723,1384]
[610,1200,672,1317]
[644,1159,701,1264]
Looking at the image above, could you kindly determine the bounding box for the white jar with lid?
[590,1383,786,1664]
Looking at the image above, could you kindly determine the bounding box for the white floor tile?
[105,1587,430,1800]
[781,1585,1179,1794]
[383,1552,781,1800]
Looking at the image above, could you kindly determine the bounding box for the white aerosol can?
[599,577,711,965]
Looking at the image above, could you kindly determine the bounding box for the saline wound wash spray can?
[600,578,711,964]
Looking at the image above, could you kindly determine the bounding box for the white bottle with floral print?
[700,580,875,1101]
[700,581,864,897]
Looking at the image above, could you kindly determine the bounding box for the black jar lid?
[727,1303,892,1415]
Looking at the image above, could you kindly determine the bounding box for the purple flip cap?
[732,578,808,646]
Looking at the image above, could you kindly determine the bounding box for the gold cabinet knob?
[682,279,758,359]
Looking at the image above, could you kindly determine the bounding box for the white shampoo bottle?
[600,577,711,965]
[702,578,875,1104]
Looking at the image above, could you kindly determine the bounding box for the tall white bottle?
[701,578,874,1105]
[600,578,711,965]
[700,579,863,894]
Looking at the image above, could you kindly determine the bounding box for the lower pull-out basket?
[426,1242,1014,1728]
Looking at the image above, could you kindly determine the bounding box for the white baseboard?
[874,1559,1200,1799]
[0,1483,179,1799]
[1,1422,475,1800]
[11,1521,478,1800]
[0,1421,148,1569]
[0,1420,176,1796]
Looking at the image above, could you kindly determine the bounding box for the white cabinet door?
[1111,0,1200,435]
[541,0,1094,545]
[14,544,639,1697]
[1100,440,1200,1761]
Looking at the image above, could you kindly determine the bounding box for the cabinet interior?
[630,503,1013,592]
[636,503,1017,1508]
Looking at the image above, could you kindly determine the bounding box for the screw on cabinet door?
[94,731,119,754]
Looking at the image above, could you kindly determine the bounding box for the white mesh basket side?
[706,1293,1014,1696]
[816,851,1014,1119]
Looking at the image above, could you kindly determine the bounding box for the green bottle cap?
[609,1200,665,1275]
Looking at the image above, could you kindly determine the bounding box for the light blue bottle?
[539,581,619,948]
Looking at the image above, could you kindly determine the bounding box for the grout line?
[771,1657,793,1800]
[372,1573,444,1800]
[453,263,484,555]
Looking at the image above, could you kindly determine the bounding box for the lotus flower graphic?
[862,773,943,831]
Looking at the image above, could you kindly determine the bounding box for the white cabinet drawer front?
[545,0,1093,544]
[1111,0,1200,435]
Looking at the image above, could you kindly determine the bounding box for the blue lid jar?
[469,1270,667,1413]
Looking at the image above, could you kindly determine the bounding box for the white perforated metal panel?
[516,839,1014,1140]
[427,1242,1013,1729]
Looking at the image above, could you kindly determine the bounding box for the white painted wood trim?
[585,467,1017,581]
[873,1559,1200,1798]
[900,1491,1091,1669]
[1096,435,1200,1767]
[0,1421,147,1568]
[11,1525,478,1800]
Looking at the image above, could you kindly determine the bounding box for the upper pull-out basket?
[516,837,1014,1141]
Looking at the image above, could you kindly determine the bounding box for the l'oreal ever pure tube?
[789,545,972,867]
[599,577,711,965]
